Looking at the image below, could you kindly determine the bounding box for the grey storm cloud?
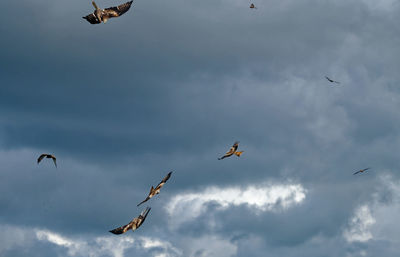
[2,0,400,256]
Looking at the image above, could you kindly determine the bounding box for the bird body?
[109,207,151,235]
[353,168,370,175]
[250,3,257,9]
[137,172,172,206]
[83,1,133,24]
[218,141,244,160]
[37,154,57,168]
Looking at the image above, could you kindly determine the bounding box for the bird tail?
[92,1,99,10]
[235,151,244,157]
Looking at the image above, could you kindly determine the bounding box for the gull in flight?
[37,154,57,168]
[218,141,244,160]
[83,1,133,24]
[137,172,172,206]
[109,207,151,235]
[325,76,340,84]
[353,167,371,175]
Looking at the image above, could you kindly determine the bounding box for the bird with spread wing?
[137,172,172,206]
[353,168,371,175]
[37,154,57,168]
[325,76,340,84]
[109,207,151,235]
[218,141,244,160]
[83,1,133,24]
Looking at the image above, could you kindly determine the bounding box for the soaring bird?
[83,1,133,24]
[325,76,340,84]
[137,172,172,206]
[37,154,57,168]
[353,168,370,175]
[109,207,151,235]
[250,3,257,9]
[218,141,244,160]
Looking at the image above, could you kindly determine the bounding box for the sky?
[1,0,400,256]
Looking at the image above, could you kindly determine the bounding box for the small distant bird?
[325,76,340,84]
[137,172,172,206]
[250,3,257,9]
[109,207,151,235]
[37,154,57,168]
[218,141,244,160]
[83,1,133,24]
[353,168,370,175]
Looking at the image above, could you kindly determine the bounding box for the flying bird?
[83,1,133,24]
[250,3,257,9]
[37,154,57,168]
[109,207,151,235]
[218,141,244,160]
[325,76,340,84]
[353,168,371,175]
[137,172,172,206]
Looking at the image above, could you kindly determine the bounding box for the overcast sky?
[1,0,400,256]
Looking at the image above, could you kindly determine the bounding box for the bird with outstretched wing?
[109,207,151,235]
[218,141,244,160]
[137,172,172,206]
[37,154,57,168]
[353,168,371,175]
[325,76,340,84]
[83,1,133,24]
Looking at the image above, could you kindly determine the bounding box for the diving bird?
[353,168,371,175]
[37,154,57,168]
[250,3,257,9]
[109,207,151,235]
[218,141,244,160]
[325,76,340,84]
[83,1,133,24]
[137,172,172,206]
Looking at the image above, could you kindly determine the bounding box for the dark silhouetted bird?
[353,168,370,175]
[325,76,340,84]
[37,154,57,168]
[250,3,257,9]
[83,1,133,24]
[109,207,151,235]
[137,172,172,206]
[218,141,244,160]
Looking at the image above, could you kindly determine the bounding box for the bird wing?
[353,171,361,175]
[37,154,47,164]
[83,13,101,24]
[136,207,151,229]
[104,1,133,18]
[156,172,172,189]
[109,221,133,235]
[325,76,333,82]
[51,156,57,168]
[361,168,370,172]
[137,195,151,207]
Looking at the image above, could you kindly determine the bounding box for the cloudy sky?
[1,0,400,256]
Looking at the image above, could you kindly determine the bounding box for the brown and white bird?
[353,167,370,175]
[250,3,257,9]
[83,1,133,24]
[218,141,244,160]
[137,172,172,206]
[37,154,57,168]
[109,207,151,235]
[325,76,340,84]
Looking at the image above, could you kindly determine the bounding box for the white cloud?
[5,227,181,257]
[343,205,375,243]
[165,183,306,228]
